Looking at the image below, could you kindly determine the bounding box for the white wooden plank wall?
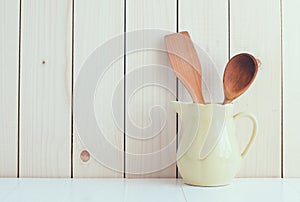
[0,0,19,177]
[1,0,299,178]
[73,0,124,177]
[179,0,228,103]
[20,0,72,177]
[231,0,281,177]
[125,0,176,177]
[283,0,300,178]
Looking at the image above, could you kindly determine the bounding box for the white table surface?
[0,178,299,202]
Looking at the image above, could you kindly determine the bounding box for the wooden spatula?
[165,31,205,103]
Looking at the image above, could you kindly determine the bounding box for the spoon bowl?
[223,53,259,104]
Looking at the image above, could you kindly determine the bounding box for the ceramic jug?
[171,101,257,186]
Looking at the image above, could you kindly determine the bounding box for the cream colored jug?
[171,101,257,186]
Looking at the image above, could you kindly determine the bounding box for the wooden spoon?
[165,31,205,103]
[223,53,259,104]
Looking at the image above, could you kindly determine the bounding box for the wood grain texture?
[231,0,281,177]
[20,0,72,177]
[179,0,228,103]
[282,0,300,177]
[126,0,176,177]
[0,0,19,177]
[0,0,288,178]
[73,0,124,177]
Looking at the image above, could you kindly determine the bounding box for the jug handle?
[233,112,258,159]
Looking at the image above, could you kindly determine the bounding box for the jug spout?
[170,101,182,118]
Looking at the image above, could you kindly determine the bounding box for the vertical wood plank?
[179,0,228,103]
[0,0,19,177]
[73,0,124,177]
[126,0,176,177]
[283,0,300,177]
[231,0,281,177]
[20,0,72,177]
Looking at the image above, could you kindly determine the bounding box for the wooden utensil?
[165,31,205,103]
[223,53,259,104]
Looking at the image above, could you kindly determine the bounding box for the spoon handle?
[223,98,231,104]
[179,32,205,104]
[165,32,205,103]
